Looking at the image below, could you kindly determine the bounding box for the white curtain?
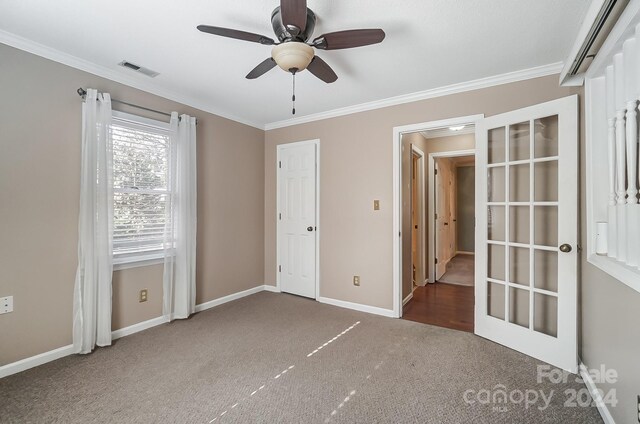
[163,113,197,320]
[72,89,114,354]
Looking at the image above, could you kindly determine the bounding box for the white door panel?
[475,96,578,373]
[278,142,318,299]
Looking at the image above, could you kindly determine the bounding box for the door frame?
[429,149,476,284]
[392,115,484,318]
[276,139,321,299]
[411,145,427,287]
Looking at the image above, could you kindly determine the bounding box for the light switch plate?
[0,296,14,314]
[373,200,380,210]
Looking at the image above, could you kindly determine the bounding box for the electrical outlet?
[139,289,148,303]
[353,276,360,286]
[0,296,13,314]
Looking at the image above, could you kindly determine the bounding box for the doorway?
[400,126,477,332]
[276,139,320,299]
[432,152,476,287]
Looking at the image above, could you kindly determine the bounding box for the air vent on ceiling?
[118,60,160,78]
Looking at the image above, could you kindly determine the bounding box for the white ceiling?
[0,0,590,128]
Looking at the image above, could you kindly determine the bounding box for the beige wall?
[0,44,265,366]
[264,75,577,310]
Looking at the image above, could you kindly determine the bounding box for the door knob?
[307,226,314,232]
[559,243,572,253]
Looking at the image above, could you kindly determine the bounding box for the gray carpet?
[0,292,601,423]
[439,254,475,286]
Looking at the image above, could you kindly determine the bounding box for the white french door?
[277,140,318,299]
[475,96,578,373]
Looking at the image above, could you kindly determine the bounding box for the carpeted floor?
[439,254,475,286]
[0,292,601,423]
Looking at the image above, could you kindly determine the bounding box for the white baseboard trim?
[0,284,268,379]
[403,292,414,306]
[262,285,281,293]
[111,316,169,340]
[579,362,615,424]
[195,285,265,313]
[0,344,74,379]
[317,296,396,318]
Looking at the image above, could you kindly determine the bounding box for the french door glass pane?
[488,127,506,164]
[509,206,529,244]
[509,164,530,202]
[509,287,530,328]
[488,206,505,241]
[534,115,558,158]
[534,161,558,201]
[509,246,530,287]
[534,249,558,292]
[488,167,505,202]
[509,121,530,161]
[488,244,505,281]
[488,282,505,320]
[534,206,558,247]
[534,293,558,337]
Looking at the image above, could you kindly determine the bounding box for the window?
[111,111,171,266]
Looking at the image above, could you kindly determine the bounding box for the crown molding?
[0,29,264,130]
[264,62,564,131]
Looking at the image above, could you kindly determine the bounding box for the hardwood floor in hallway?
[402,283,474,332]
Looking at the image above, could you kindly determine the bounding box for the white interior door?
[475,95,578,373]
[277,141,318,299]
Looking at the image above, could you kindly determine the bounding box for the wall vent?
[118,61,160,78]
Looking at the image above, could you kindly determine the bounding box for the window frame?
[110,110,173,270]
[584,2,640,294]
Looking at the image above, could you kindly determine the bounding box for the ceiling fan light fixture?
[271,42,314,72]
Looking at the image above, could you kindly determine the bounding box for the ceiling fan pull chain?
[292,71,296,115]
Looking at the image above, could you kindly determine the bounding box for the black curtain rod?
[76,88,197,124]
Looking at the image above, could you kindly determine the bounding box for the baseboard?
[0,344,74,379]
[195,285,265,312]
[262,284,281,293]
[579,362,615,424]
[456,251,474,255]
[111,316,170,340]
[403,292,414,306]
[0,284,268,379]
[317,296,395,317]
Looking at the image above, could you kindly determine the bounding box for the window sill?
[113,251,166,271]
[587,254,640,295]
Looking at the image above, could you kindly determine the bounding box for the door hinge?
[399,231,401,237]
[279,212,282,220]
[279,161,282,169]
[435,258,438,264]
[435,213,438,220]
[434,169,438,175]
[278,265,281,272]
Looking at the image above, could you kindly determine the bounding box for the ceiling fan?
[197,0,385,113]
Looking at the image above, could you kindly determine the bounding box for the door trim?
[428,149,476,284]
[411,145,427,287]
[276,139,321,299]
[392,115,484,318]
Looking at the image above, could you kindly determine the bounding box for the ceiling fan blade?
[313,29,385,50]
[306,56,338,83]
[197,25,275,45]
[280,0,307,34]
[246,58,277,79]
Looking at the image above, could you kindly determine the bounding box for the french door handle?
[307,226,314,232]
[559,243,572,253]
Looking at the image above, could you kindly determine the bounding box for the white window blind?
[111,113,171,259]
